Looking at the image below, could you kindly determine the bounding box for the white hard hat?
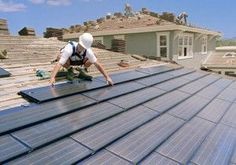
[79,33,93,49]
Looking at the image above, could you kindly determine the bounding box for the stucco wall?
[208,38,216,51]
[103,35,113,49]
[126,32,157,57]
[173,53,209,69]
[171,33,217,69]
[168,32,174,60]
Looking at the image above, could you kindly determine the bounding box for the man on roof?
[49,33,113,86]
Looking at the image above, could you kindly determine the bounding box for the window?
[178,34,193,58]
[157,32,169,58]
[201,36,207,54]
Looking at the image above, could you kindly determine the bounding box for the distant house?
[202,46,236,76]
[63,11,220,69]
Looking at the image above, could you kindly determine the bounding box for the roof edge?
[63,24,221,39]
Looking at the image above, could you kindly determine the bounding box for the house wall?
[208,38,217,51]
[64,31,218,70]
[170,31,177,60]
[169,32,174,60]
[172,33,217,69]
[193,35,201,53]
[126,32,157,57]
[172,52,209,69]
[103,35,113,49]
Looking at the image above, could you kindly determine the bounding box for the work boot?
[66,67,74,81]
[77,68,93,81]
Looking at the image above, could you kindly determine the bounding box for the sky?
[0,0,235,39]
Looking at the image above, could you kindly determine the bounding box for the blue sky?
[0,0,235,38]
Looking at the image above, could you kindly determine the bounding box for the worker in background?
[177,12,188,25]
[50,33,113,86]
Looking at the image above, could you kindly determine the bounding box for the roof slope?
[63,12,220,38]
[203,51,236,68]
[1,65,236,164]
[82,14,175,32]
[63,12,176,35]
[0,36,161,110]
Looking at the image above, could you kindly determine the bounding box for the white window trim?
[94,36,104,44]
[201,36,208,54]
[178,33,194,59]
[156,32,170,59]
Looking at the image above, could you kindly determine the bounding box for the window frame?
[156,32,170,59]
[178,33,194,59]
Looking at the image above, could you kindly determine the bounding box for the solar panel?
[108,87,166,109]
[136,65,176,74]
[83,82,145,102]
[143,90,190,113]
[17,66,183,103]
[106,114,185,163]
[196,78,232,99]
[179,71,207,81]
[168,95,211,121]
[18,79,106,103]
[217,87,236,102]
[12,103,123,149]
[136,73,174,86]
[78,150,131,165]
[166,68,195,77]
[140,152,180,165]
[0,135,29,163]
[18,67,161,103]
[157,117,215,164]
[8,138,91,165]
[0,94,96,134]
[231,149,236,164]
[96,70,149,84]
[71,106,158,151]
[0,67,11,78]
[197,99,231,123]
[191,124,236,165]
[154,77,190,92]
[2,65,235,164]
[221,103,236,128]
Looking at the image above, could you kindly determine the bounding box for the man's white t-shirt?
[59,41,97,65]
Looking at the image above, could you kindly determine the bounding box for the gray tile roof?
[1,65,236,164]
